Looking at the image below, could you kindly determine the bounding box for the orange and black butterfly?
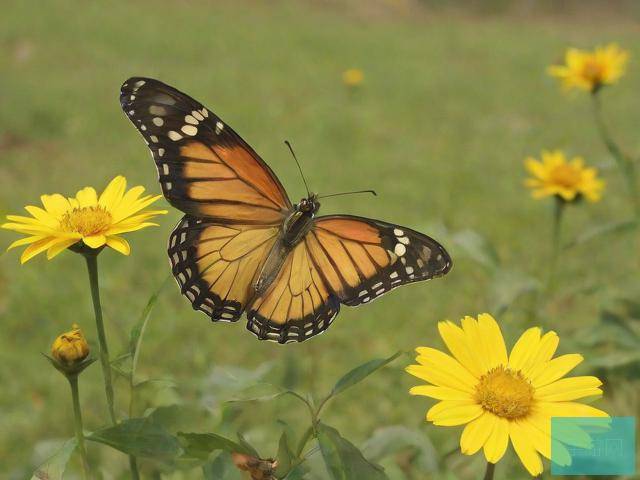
[120,77,452,343]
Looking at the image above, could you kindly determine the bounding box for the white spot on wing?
[158,148,165,157]
[153,117,164,126]
[399,236,410,245]
[185,115,198,125]
[394,243,406,256]
[149,105,167,115]
[192,110,204,121]
[394,228,404,236]
[215,121,224,134]
[168,131,182,141]
[181,125,198,136]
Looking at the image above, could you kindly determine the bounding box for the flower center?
[582,60,603,83]
[550,164,581,189]
[474,366,534,419]
[59,206,112,236]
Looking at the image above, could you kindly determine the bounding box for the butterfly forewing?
[120,77,291,224]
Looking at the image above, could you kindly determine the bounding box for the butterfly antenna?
[318,189,377,199]
[284,140,310,197]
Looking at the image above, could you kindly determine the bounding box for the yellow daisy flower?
[524,150,604,202]
[2,175,167,263]
[342,68,364,87]
[406,313,608,477]
[547,43,629,93]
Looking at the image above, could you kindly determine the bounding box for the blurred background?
[1,1,639,478]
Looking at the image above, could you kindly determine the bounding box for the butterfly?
[120,77,452,343]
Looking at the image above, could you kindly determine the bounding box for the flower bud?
[51,324,90,366]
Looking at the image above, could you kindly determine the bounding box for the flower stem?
[547,196,565,294]
[591,92,640,218]
[83,253,117,424]
[483,461,495,480]
[68,375,90,480]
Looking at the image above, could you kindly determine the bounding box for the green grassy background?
[1,1,639,478]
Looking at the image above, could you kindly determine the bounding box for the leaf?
[452,229,500,270]
[88,417,180,459]
[203,452,242,480]
[129,276,171,380]
[237,432,260,457]
[330,351,401,399]
[31,438,77,480]
[361,425,438,473]
[565,220,637,249]
[179,432,252,461]
[274,430,294,477]
[316,422,388,480]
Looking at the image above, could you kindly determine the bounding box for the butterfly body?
[120,77,452,343]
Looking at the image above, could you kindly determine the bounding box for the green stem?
[483,461,495,480]
[128,371,141,479]
[68,375,90,480]
[591,92,640,217]
[84,253,117,424]
[547,196,565,294]
[128,456,140,479]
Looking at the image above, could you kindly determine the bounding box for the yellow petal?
[46,238,79,260]
[75,187,98,207]
[536,401,609,419]
[83,234,107,249]
[530,354,583,387]
[40,194,71,217]
[535,376,602,402]
[427,402,483,426]
[99,175,127,209]
[508,327,541,371]
[438,320,483,377]
[461,316,489,373]
[477,313,508,369]
[523,331,559,376]
[24,205,58,227]
[483,416,509,463]
[409,385,472,400]
[509,421,544,476]
[106,236,131,255]
[7,235,46,251]
[405,365,475,393]
[460,411,497,455]
[415,347,479,385]
[20,237,59,263]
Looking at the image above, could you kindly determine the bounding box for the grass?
[1,1,639,478]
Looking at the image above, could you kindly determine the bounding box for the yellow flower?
[342,68,364,87]
[524,150,604,202]
[406,313,608,477]
[2,175,167,263]
[51,324,90,366]
[547,43,629,92]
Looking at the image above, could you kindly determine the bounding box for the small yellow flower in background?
[2,175,167,263]
[51,324,90,366]
[547,43,629,93]
[525,150,604,203]
[406,313,608,477]
[342,68,364,88]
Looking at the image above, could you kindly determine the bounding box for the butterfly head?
[297,194,320,214]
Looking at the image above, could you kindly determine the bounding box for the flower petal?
[409,385,472,400]
[405,365,475,393]
[508,327,541,371]
[530,354,584,387]
[536,401,609,419]
[415,347,479,386]
[20,237,59,263]
[106,236,131,255]
[46,238,79,260]
[75,187,98,207]
[460,411,497,455]
[535,376,602,402]
[99,175,127,209]
[477,313,508,369]
[483,416,509,463]
[438,320,483,377]
[428,402,483,426]
[509,421,544,476]
[7,235,46,251]
[40,194,71,217]
[83,234,107,249]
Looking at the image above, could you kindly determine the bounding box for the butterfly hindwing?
[120,77,291,224]
[246,241,341,343]
[169,215,279,322]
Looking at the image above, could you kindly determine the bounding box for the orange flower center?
[582,59,604,84]
[60,206,112,236]
[549,164,582,189]
[475,366,534,419]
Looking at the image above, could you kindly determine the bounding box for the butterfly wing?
[120,77,292,321]
[120,77,291,224]
[247,215,451,342]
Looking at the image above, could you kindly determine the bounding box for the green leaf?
[361,425,438,473]
[237,432,260,457]
[203,452,242,480]
[565,220,637,249]
[129,276,171,380]
[452,229,500,270]
[88,417,180,459]
[274,430,294,477]
[330,351,400,399]
[31,438,77,480]
[179,432,252,461]
[317,422,388,480]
